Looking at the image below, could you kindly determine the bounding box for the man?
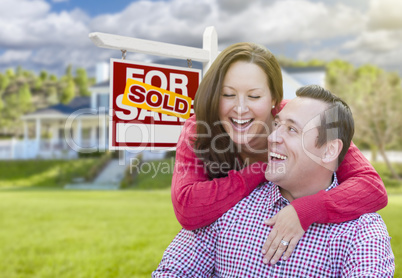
[153,85,395,277]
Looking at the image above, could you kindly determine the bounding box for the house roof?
[91,80,109,88]
[282,66,326,73]
[281,69,303,100]
[22,96,91,119]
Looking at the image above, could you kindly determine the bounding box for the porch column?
[23,120,28,141]
[22,120,28,158]
[75,118,82,149]
[36,118,41,151]
[99,107,106,151]
[90,126,97,148]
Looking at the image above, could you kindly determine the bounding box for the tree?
[74,67,91,96]
[46,86,59,105]
[0,73,10,92]
[16,66,23,77]
[18,83,33,113]
[64,64,73,81]
[327,61,402,180]
[60,79,75,104]
[39,70,48,81]
[34,77,43,91]
[49,74,58,82]
[0,65,96,136]
[5,69,14,79]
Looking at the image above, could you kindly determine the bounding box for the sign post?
[89,27,218,151]
[89,26,218,74]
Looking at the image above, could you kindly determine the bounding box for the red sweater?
[171,101,388,231]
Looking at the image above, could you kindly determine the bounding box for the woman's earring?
[272,105,275,109]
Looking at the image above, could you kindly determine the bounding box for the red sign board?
[109,59,201,150]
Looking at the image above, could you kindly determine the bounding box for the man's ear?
[322,139,343,164]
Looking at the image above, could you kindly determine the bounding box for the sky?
[1,0,402,79]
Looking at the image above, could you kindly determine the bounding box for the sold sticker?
[121,78,192,119]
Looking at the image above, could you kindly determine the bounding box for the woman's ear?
[271,99,276,109]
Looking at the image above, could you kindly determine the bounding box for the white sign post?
[89,26,218,75]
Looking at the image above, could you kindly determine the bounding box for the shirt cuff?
[291,190,328,231]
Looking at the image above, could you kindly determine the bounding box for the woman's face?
[218,61,275,149]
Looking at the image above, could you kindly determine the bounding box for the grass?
[0,159,101,188]
[125,158,175,190]
[372,161,402,194]
[379,195,402,277]
[0,159,400,277]
[0,189,181,278]
[0,189,399,277]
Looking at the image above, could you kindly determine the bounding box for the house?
[19,90,109,159]
[0,64,326,160]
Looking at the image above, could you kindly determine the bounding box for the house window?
[59,128,73,141]
[97,94,109,109]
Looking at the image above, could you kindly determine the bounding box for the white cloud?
[0,0,49,20]
[0,0,401,76]
[0,50,32,63]
[89,0,367,49]
[368,0,402,30]
[325,0,402,71]
[226,1,365,45]
[0,0,90,49]
[343,0,402,53]
[343,30,402,52]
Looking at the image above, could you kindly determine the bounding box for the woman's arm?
[261,141,388,264]
[291,141,388,230]
[270,99,387,229]
[171,116,267,230]
[262,99,388,264]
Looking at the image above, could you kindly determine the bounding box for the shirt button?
[276,261,282,266]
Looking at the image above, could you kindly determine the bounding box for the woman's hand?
[261,205,305,265]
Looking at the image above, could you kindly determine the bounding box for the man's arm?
[341,214,395,277]
[152,227,217,277]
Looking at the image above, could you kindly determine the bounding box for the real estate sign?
[109,59,201,150]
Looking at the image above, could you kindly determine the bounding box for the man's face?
[265,97,329,196]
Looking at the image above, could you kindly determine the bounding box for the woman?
[171,42,387,265]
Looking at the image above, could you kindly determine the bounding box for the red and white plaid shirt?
[153,176,395,277]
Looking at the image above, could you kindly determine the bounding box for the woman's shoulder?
[177,114,197,146]
[183,115,197,135]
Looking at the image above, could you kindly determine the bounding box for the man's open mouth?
[270,152,288,161]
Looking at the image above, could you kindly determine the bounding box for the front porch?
[0,97,109,160]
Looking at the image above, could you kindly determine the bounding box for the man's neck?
[279,173,336,202]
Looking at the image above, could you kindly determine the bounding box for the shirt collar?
[266,173,339,208]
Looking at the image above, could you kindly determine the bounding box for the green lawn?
[0,189,181,278]
[0,159,102,188]
[0,189,400,277]
[379,195,402,277]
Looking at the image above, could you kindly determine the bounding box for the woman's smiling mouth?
[230,118,254,130]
